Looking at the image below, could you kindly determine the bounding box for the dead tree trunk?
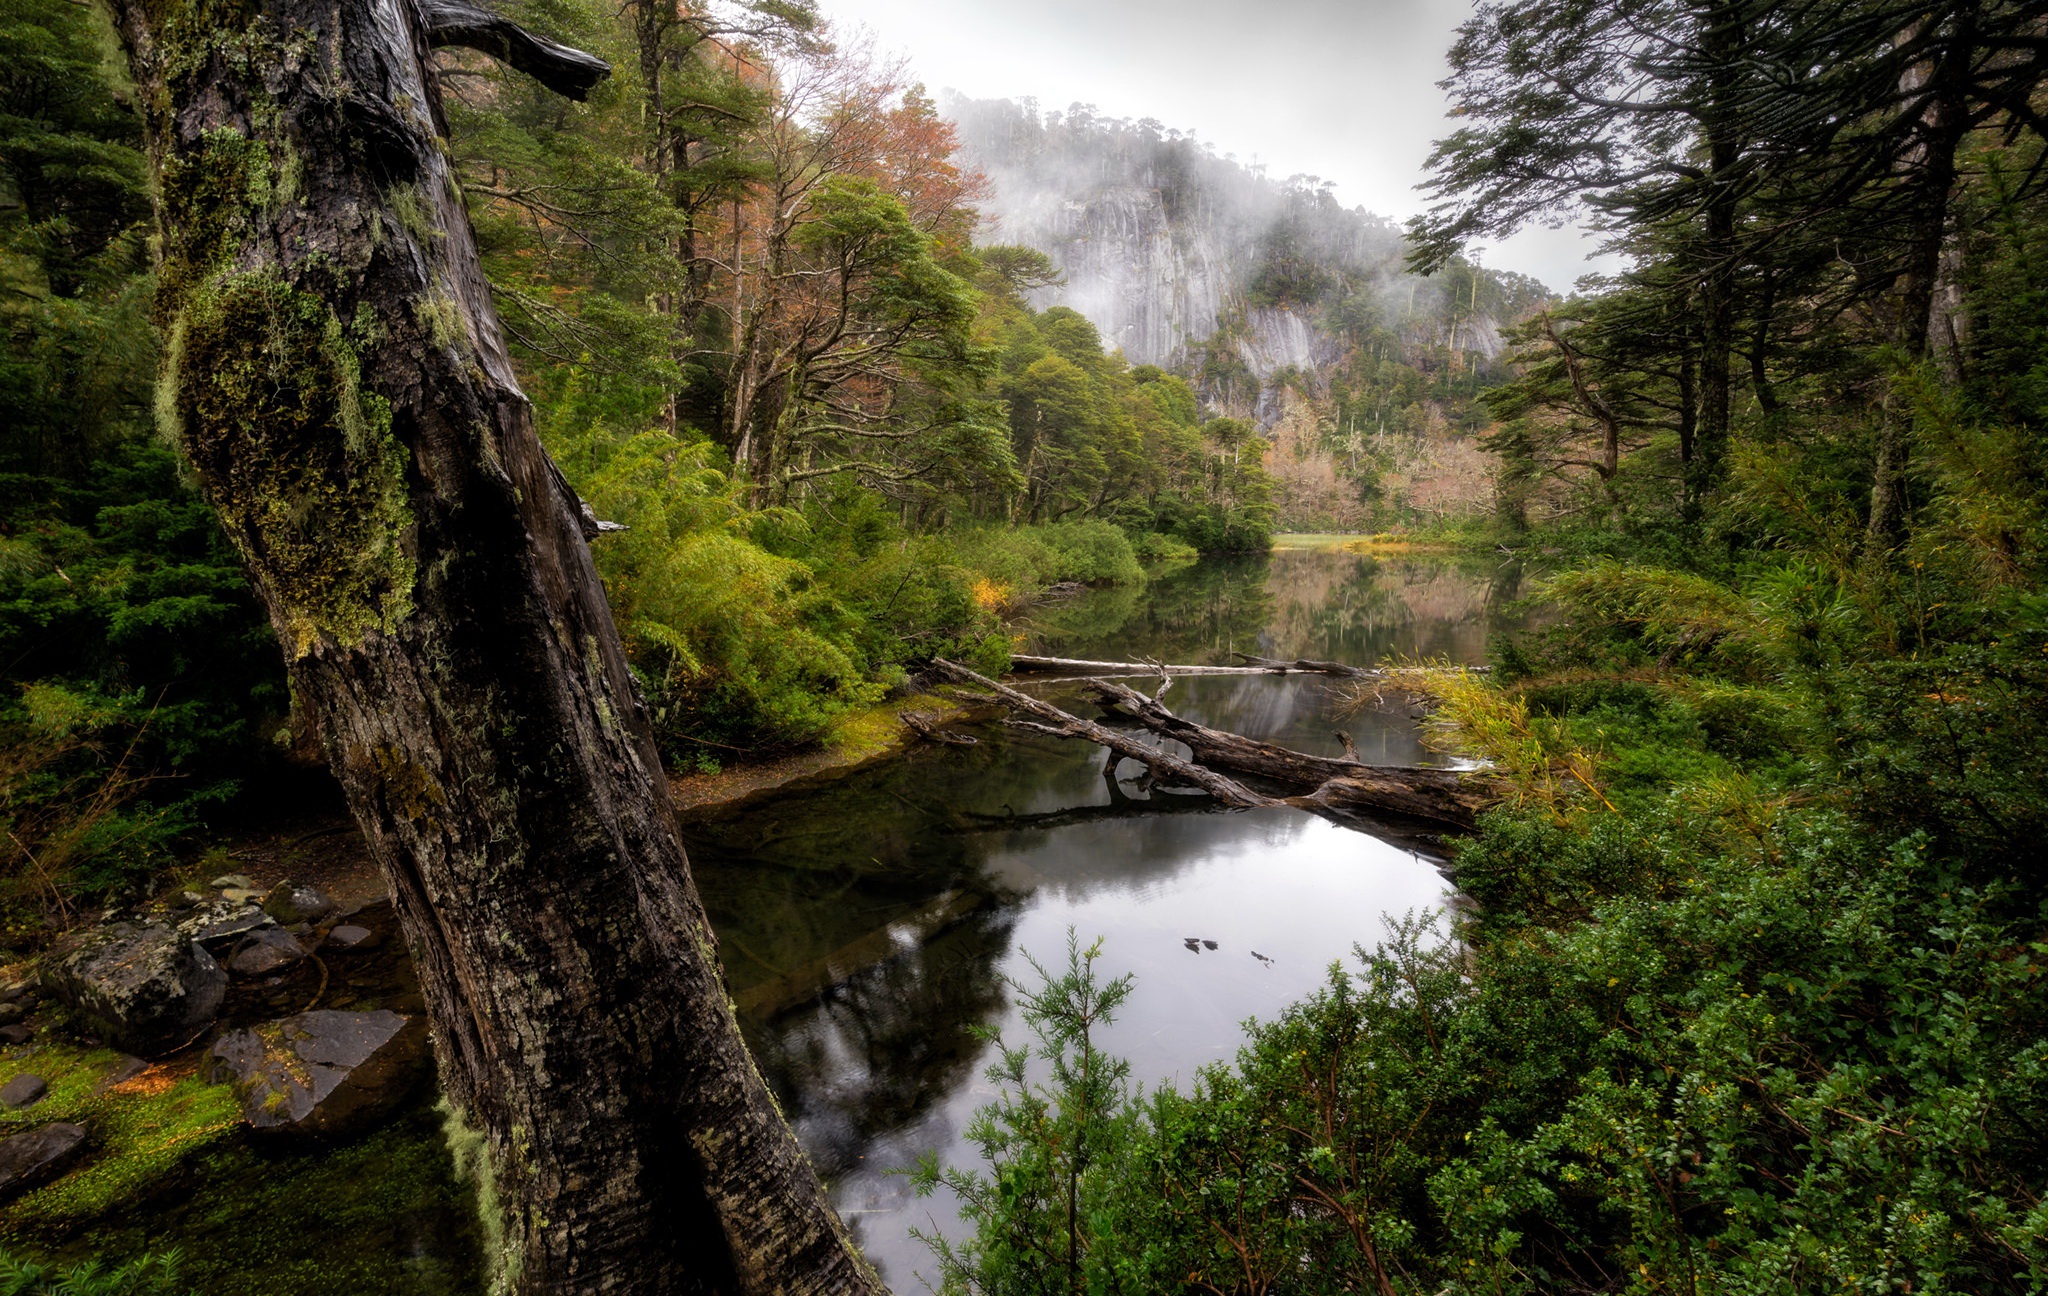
[107,0,877,1291]
[932,662,1498,830]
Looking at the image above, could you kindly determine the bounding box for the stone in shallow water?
[325,925,377,951]
[41,920,227,1053]
[0,1122,86,1197]
[206,1010,427,1137]
[228,928,306,978]
[262,880,336,926]
[0,1074,46,1109]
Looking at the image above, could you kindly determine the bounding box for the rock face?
[946,94,1520,419]
[42,920,228,1053]
[0,1122,86,1196]
[206,1010,426,1137]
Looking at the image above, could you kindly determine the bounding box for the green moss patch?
[173,270,415,656]
[0,1041,240,1233]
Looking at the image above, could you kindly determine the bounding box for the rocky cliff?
[946,94,1544,403]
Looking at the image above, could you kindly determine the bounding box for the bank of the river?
[3,549,1528,1293]
[670,694,984,819]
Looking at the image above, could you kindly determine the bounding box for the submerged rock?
[206,1009,426,1137]
[0,1122,86,1197]
[42,920,227,1053]
[325,924,377,951]
[262,880,335,926]
[228,929,307,978]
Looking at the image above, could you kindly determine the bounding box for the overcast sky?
[820,0,1612,293]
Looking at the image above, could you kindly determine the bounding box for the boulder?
[227,929,306,978]
[0,1003,22,1026]
[0,1123,86,1197]
[41,920,227,1054]
[208,873,255,891]
[0,1074,46,1109]
[0,1026,30,1046]
[206,1010,427,1137]
[262,880,335,926]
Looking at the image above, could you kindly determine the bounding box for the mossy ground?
[668,693,981,819]
[0,1029,482,1295]
[0,1039,239,1233]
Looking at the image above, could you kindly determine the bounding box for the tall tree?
[101,0,880,1290]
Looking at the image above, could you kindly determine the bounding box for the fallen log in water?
[1008,652,1365,677]
[931,660,1499,830]
[927,660,1279,809]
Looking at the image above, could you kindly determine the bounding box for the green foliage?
[910,931,1138,1296]
[0,1247,184,1296]
[0,0,279,929]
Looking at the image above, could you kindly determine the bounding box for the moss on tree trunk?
[103,0,882,1290]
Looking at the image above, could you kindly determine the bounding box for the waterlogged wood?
[1009,653,1364,677]
[106,0,878,1291]
[934,662,1498,830]
[929,661,1280,809]
[1082,681,1499,829]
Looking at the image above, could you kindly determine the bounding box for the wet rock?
[228,929,306,978]
[0,1122,86,1196]
[262,880,335,926]
[42,919,228,1054]
[208,873,255,891]
[176,898,273,946]
[206,1010,427,1137]
[325,925,378,951]
[0,1026,30,1046]
[1,1074,46,1109]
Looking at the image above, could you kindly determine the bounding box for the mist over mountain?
[945,94,1552,419]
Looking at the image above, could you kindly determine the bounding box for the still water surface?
[684,543,1530,1288]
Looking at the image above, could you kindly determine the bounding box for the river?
[682,539,1532,1289]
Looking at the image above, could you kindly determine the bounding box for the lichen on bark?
[174,268,416,656]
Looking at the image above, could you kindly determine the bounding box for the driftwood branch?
[1080,680,1499,829]
[421,0,611,100]
[932,660,1500,831]
[928,661,1278,808]
[900,710,976,745]
[1008,653,1365,677]
[1008,653,1488,680]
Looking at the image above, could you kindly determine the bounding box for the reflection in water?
[687,553,1533,1289]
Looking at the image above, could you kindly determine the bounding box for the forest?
[1,0,2046,1290]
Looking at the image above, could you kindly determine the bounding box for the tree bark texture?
[106,1,879,1291]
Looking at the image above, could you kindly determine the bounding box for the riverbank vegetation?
[918,0,2048,1290]
[0,0,1286,933]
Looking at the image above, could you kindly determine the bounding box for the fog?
[823,0,1616,293]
